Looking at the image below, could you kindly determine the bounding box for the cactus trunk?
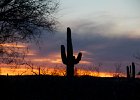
[67,64,74,77]
[67,28,73,58]
[67,28,74,77]
[132,62,135,78]
[61,27,82,77]
[126,66,130,78]
[38,67,40,75]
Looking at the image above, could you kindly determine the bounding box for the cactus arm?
[61,45,67,65]
[77,52,82,61]
[74,52,82,64]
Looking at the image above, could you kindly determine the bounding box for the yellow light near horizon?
[75,69,116,77]
[0,67,32,75]
[0,66,125,77]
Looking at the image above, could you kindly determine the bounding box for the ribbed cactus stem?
[38,67,40,75]
[132,62,135,78]
[61,27,82,77]
[126,66,130,78]
[129,65,131,76]
[67,28,73,59]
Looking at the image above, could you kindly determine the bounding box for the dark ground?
[0,75,140,100]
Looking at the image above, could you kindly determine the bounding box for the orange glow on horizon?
[0,66,125,77]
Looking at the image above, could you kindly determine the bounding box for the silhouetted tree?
[25,61,38,75]
[0,0,59,44]
[0,0,59,64]
[0,44,27,64]
[114,63,122,77]
[89,63,102,77]
[94,63,102,76]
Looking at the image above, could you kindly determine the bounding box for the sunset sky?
[28,0,140,72]
[1,0,140,75]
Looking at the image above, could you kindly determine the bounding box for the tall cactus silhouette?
[61,27,82,77]
[126,62,135,79]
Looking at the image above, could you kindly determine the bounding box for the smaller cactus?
[132,62,135,78]
[38,67,41,75]
[126,62,135,79]
[126,66,130,78]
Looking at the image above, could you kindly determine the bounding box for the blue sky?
[27,0,140,73]
[59,0,140,21]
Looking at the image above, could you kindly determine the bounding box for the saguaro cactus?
[38,67,41,75]
[126,66,130,78]
[61,27,82,77]
[126,62,135,79]
[132,62,135,78]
